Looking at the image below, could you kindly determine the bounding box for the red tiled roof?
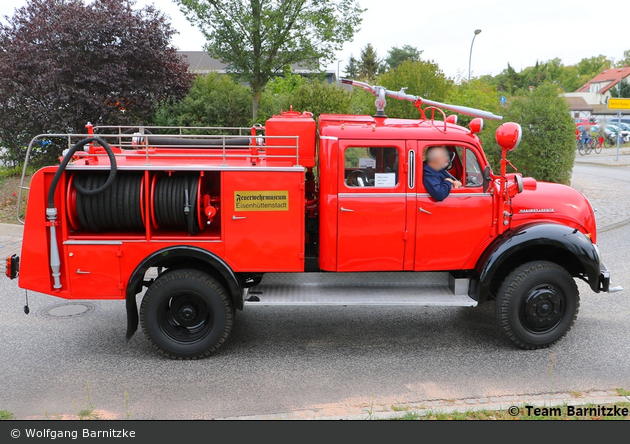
[577,66,630,93]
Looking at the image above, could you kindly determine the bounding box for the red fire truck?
[5,79,619,359]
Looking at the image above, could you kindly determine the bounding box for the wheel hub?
[168,293,210,329]
[521,285,565,333]
[180,305,196,321]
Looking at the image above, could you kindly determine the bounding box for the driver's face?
[430,148,449,170]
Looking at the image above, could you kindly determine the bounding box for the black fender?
[472,223,602,302]
[125,246,243,340]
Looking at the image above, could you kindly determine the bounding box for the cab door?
[337,140,407,271]
[415,144,494,271]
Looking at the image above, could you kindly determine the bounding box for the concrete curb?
[216,392,630,420]
[0,223,23,238]
[599,217,630,233]
[573,161,630,167]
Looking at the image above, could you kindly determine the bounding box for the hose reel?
[68,172,216,235]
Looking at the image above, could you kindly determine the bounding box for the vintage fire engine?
[5,79,620,359]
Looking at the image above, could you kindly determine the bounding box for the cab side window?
[344,147,399,188]
[464,148,483,188]
[452,146,482,188]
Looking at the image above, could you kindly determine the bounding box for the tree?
[609,80,630,99]
[385,45,422,70]
[176,0,364,120]
[446,79,501,127]
[492,63,523,94]
[344,55,359,79]
[615,49,630,67]
[358,43,382,81]
[377,59,452,119]
[497,82,576,184]
[0,0,192,166]
[153,73,252,130]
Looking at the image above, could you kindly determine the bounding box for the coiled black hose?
[47,137,117,209]
[153,174,199,235]
[74,173,144,232]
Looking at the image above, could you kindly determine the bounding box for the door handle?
[340,207,354,212]
[232,215,246,220]
[76,269,91,274]
[418,207,432,215]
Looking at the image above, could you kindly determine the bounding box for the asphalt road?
[1,164,629,420]
[1,227,628,419]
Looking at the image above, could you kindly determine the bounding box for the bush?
[446,79,502,127]
[377,60,453,119]
[255,68,306,123]
[486,82,575,184]
[153,73,252,131]
[257,78,353,122]
[288,81,352,117]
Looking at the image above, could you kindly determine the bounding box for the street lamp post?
[468,29,482,82]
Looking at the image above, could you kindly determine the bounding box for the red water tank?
[265,109,316,167]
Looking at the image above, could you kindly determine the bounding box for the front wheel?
[578,143,586,156]
[140,269,234,359]
[495,261,579,349]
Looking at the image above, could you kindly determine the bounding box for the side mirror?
[483,165,491,193]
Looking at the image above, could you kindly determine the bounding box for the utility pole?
[617,78,622,161]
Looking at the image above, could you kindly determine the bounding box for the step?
[244,272,478,307]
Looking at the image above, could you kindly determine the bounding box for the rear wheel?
[140,269,234,359]
[495,261,579,349]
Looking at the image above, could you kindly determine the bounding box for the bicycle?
[577,138,595,156]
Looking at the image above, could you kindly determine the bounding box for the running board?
[244,272,478,307]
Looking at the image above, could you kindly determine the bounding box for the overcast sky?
[1,0,627,80]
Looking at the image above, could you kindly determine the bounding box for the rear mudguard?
[472,223,602,302]
[125,246,243,340]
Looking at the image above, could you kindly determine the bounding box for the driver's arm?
[423,166,452,202]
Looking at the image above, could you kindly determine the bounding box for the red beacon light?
[469,118,484,134]
[446,115,458,125]
[495,122,522,151]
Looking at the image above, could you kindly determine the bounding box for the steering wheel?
[466,172,483,187]
[446,151,456,170]
[346,170,370,187]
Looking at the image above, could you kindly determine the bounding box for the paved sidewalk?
[573,147,630,166]
[570,171,630,232]
[217,390,630,420]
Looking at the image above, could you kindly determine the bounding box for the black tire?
[578,143,586,156]
[594,144,603,154]
[140,269,234,359]
[495,261,579,350]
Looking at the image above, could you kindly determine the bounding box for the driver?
[423,146,462,201]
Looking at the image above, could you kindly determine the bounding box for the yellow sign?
[234,191,289,211]
[608,98,630,110]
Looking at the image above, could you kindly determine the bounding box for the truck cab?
[6,80,619,359]
[317,114,496,273]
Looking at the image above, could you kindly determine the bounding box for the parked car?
[574,117,596,126]
[591,124,630,143]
